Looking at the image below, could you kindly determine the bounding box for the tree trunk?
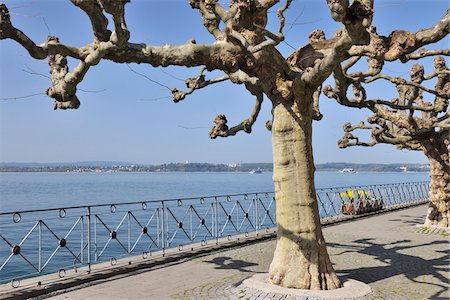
[423,136,450,228]
[268,101,341,290]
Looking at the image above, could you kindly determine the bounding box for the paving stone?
[43,205,448,300]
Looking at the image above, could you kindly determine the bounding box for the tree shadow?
[388,214,425,225]
[203,256,259,273]
[328,238,449,299]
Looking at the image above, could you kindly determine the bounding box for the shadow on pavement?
[203,256,259,273]
[328,238,449,299]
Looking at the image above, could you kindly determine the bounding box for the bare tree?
[1,0,448,290]
[325,54,450,228]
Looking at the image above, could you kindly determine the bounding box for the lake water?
[0,171,429,212]
[0,171,430,284]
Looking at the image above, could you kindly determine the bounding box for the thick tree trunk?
[268,102,341,290]
[423,137,450,228]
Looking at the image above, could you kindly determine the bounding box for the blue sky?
[0,0,448,164]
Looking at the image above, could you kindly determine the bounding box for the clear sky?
[0,0,448,165]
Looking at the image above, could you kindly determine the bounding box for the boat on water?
[339,168,356,173]
[249,168,263,174]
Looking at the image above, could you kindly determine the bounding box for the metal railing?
[0,181,429,288]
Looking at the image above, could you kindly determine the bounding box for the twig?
[78,88,106,93]
[139,96,171,101]
[161,70,184,81]
[22,68,50,79]
[126,64,172,91]
[178,125,209,130]
[0,93,44,100]
[42,16,51,36]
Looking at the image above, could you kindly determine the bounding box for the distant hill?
[0,161,429,172]
[315,162,429,172]
[0,161,133,168]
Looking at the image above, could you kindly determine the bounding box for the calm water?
[0,171,429,283]
[0,171,429,212]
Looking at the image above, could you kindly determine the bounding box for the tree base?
[243,273,372,299]
[423,205,449,228]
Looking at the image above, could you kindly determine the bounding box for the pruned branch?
[172,68,229,103]
[298,0,375,86]
[70,0,111,42]
[209,84,264,138]
[363,73,448,98]
[338,120,421,151]
[403,48,450,62]
[348,9,450,61]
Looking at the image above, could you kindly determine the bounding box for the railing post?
[38,220,42,273]
[128,211,131,254]
[215,197,219,245]
[81,215,84,264]
[255,194,259,235]
[87,206,91,274]
[161,201,165,257]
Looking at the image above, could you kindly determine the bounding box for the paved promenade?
[38,205,450,299]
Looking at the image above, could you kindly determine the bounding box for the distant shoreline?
[0,162,429,173]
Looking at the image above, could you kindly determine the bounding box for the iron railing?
[0,181,429,288]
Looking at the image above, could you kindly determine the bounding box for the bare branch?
[348,9,450,61]
[209,85,264,138]
[346,57,383,79]
[172,68,229,102]
[364,73,448,98]
[0,4,81,59]
[342,56,361,73]
[403,48,450,62]
[276,0,292,40]
[312,85,323,121]
[338,132,378,148]
[96,0,130,46]
[299,0,375,86]
[70,0,111,42]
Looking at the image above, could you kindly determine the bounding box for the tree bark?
[423,135,450,228]
[268,100,341,290]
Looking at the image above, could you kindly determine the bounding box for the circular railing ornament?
[110,205,117,213]
[142,202,147,210]
[110,231,117,239]
[110,257,117,266]
[58,269,66,278]
[11,245,21,255]
[11,279,20,288]
[59,238,67,247]
[59,209,66,218]
[142,226,148,234]
[13,213,21,223]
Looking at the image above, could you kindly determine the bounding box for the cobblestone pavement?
[47,205,449,300]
